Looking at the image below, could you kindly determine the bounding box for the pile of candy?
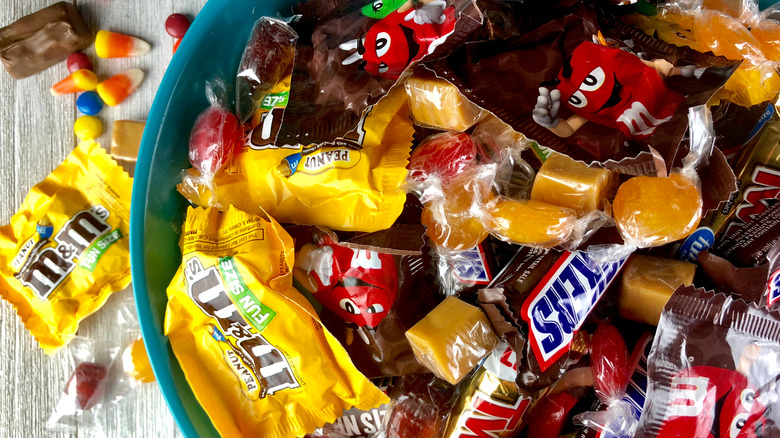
[165,0,780,437]
[2,0,780,437]
[158,0,780,436]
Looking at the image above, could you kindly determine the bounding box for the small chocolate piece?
[702,101,780,237]
[0,2,92,79]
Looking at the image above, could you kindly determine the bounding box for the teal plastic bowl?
[130,0,295,436]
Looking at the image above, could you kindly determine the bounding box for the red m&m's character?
[533,41,700,140]
[300,240,398,329]
[341,2,456,80]
[658,366,766,438]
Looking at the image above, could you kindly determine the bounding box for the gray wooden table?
[0,1,207,436]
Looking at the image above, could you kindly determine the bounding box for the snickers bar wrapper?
[0,140,132,354]
[164,206,387,438]
[480,246,625,389]
[636,286,780,438]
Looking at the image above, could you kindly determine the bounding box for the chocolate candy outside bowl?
[129,0,297,437]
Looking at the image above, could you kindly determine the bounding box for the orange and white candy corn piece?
[97,69,144,106]
[95,30,151,58]
[50,69,98,96]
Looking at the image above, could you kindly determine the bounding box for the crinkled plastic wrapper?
[636,286,780,438]
[292,227,441,378]
[164,206,388,438]
[178,87,413,233]
[0,140,132,354]
[423,7,739,175]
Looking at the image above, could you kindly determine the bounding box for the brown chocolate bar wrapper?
[712,99,776,164]
[713,201,780,268]
[0,2,92,79]
[276,0,483,145]
[703,102,780,237]
[697,250,769,304]
[636,286,780,438]
[479,287,525,358]
[424,8,739,176]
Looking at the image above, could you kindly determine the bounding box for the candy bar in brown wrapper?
[712,99,776,164]
[423,7,739,175]
[293,228,442,377]
[636,286,780,438]
[696,250,769,304]
[713,199,780,268]
[703,101,780,239]
[0,2,92,79]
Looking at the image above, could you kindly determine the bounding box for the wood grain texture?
[0,1,207,436]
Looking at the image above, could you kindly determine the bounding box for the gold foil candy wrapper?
[442,343,536,437]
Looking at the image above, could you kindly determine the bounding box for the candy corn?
[95,30,151,58]
[50,69,98,96]
[97,69,144,106]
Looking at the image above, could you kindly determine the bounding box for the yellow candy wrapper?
[625,12,780,108]
[165,205,388,438]
[177,86,413,233]
[0,140,132,354]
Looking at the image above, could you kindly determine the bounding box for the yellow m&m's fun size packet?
[165,206,388,438]
[0,140,132,354]
[177,86,413,233]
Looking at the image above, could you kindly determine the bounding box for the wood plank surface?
[0,1,207,436]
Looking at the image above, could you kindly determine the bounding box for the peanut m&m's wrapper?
[0,140,132,354]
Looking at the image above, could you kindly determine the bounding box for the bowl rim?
[129,0,294,435]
